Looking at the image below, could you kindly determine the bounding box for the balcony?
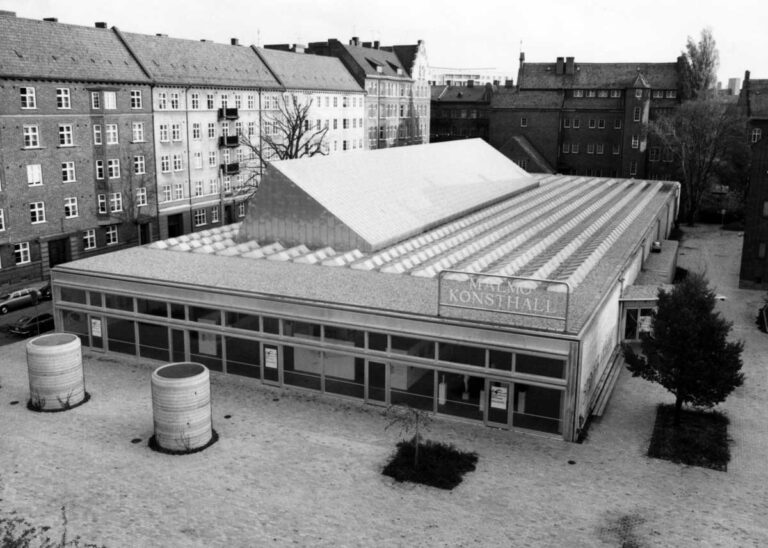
[218,107,239,120]
[220,162,240,175]
[218,135,239,148]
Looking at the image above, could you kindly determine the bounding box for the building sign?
[490,385,508,410]
[90,318,102,338]
[265,347,278,369]
[438,271,569,330]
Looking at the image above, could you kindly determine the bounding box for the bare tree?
[650,99,749,225]
[237,93,329,201]
[681,28,719,99]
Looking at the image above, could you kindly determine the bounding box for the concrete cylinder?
[151,362,212,452]
[26,333,85,411]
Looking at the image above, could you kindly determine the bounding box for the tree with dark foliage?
[623,273,744,425]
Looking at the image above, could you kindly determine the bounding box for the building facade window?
[56,88,71,109]
[171,124,181,141]
[587,144,595,154]
[64,197,78,218]
[159,124,169,142]
[211,206,219,223]
[610,90,621,98]
[106,124,119,144]
[238,202,246,217]
[191,93,200,109]
[194,208,206,226]
[208,123,216,138]
[135,187,147,207]
[633,107,641,122]
[23,125,40,148]
[91,92,100,109]
[588,119,596,129]
[612,144,621,155]
[571,143,579,154]
[83,229,96,250]
[58,124,74,146]
[14,242,31,264]
[173,183,183,200]
[160,155,170,173]
[665,90,677,99]
[162,185,172,202]
[598,119,605,129]
[573,89,583,98]
[172,154,183,171]
[596,143,604,155]
[629,161,638,176]
[208,151,217,167]
[107,159,120,179]
[20,87,36,109]
[752,128,762,143]
[95,160,104,180]
[27,164,42,186]
[98,194,107,214]
[207,94,214,109]
[192,123,201,140]
[635,89,643,99]
[649,147,660,162]
[103,91,116,109]
[134,155,146,174]
[157,92,167,110]
[106,225,118,245]
[614,119,622,130]
[94,124,103,145]
[520,117,528,127]
[109,192,123,212]
[572,119,580,129]
[0,209,5,231]
[30,202,46,224]
[61,162,76,183]
[631,135,639,149]
[130,90,142,109]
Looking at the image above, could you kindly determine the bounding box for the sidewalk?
[0,225,766,547]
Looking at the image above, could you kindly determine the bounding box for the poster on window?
[90,318,102,338]
[490,385,508,410]
[265,347,278,369]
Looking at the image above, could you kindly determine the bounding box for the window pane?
[190,330,222,371]
[284,320,320,340]
[515,354,565,379]
[263,316,280,334]
[60,287,86,304]
[170,303,185,320]
[137,298,167,317]
[489,350,512,372]
[283,345,322,390]
[105,293,133,311]
[107,317,135,355]
[189,306,220,325]
[438,343,485,367]
[437,372,484,420]
[61,309,88,344]
[138,322,169,361]
[324,353,364,398]
[390,363,434,411]
[226,311,260,331]
[368,332,387,351]
[513,384,563,434]
[89,292,102,307]
[324,326,364,348]
[225,337,260,378]
[390,335,434,359]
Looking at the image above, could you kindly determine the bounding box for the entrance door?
[225,205,235,224]
[262,344,280,385]
[486,380,511,427]
[167,213,184,238]
[48,238,71,267]
[367,360,387,404]
[139,223,151,245]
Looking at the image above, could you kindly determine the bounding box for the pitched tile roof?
[519,61,679,90]
[118,31,280,88]
[254,48,363,93]
[382,45,419,76]
[339,43,411,79]
[491,89,563,109]
[432,84,493,103]
[0,15,150,83]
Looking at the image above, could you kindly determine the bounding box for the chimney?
[43,17,58,22]
[467,79,474,88]
[0,10,17,17]
[350,36,360,46]
[156,34,167,37]
[519,51,525,65]
[293,44,306,54]
[565,56,575,75]
[95,22,107,28]
[505,79,514,88]
[231,38,239,46]
[556,57,564,75]
[373,40,380,49]
[362,41,372,48]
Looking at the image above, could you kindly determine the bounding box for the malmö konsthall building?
[51,140,679,441]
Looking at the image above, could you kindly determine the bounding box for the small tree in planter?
[622,272,744,469]
[382,404,477,490]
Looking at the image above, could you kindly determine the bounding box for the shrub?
[382,437,478,490]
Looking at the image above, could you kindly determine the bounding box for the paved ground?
[1,225,766,547]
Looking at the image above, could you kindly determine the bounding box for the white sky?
[1,0,764,87]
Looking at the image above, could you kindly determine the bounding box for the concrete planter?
[26,333,86,411]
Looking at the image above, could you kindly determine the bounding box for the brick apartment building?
[306,38,430,149]
[490,54,685,179]
[739,71,768,289]
[430,81,498,143]
[0,14,156,289]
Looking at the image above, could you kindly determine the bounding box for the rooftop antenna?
[256,28,261,47]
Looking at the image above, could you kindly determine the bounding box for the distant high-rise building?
[728,78,741,96]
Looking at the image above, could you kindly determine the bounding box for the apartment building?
[430,81,498,143]
[490,54,685,179]
[256,46,365,154]
[0,13,155,289]
[307,38,430,149]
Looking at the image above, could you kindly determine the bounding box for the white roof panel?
[269,139,537,250]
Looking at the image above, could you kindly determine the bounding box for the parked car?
[0,288,39,314]
[36,283,52,301]
[8,312,54,337]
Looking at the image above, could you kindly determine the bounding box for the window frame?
[23,125,40,148]
[30,201,46,224]
[56,88,71,109]
[20,87,36,109]
[64,197,78,219]
[61,162,76,183]
[130,90,143,109]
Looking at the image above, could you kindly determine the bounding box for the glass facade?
[57,290,567,437]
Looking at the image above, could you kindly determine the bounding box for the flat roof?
[56,172,679,336]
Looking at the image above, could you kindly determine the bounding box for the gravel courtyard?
[1,225,766,547]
